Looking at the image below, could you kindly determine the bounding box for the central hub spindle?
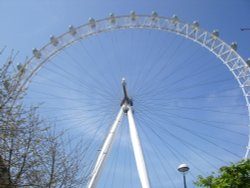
[120,78,133,113]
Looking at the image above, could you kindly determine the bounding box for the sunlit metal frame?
[18,12,250,187]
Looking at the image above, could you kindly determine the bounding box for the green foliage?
[194,159,250,188]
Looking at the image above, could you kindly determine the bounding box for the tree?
[194,159,250,188]
[0,50,87,187]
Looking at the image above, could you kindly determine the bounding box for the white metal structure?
[17,12,250,187]
[87,106,125,188]
[87,79,150,188]
[127,106,151,188]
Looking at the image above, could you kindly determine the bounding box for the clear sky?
[0,0,250,61]
[1,0,250,187]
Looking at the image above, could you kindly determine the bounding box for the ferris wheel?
[20,12,250,187]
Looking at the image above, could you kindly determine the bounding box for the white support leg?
[127,105,151,188]
[87,106,124,188]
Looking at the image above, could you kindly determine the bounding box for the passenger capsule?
[130,11,136,21]
[50,35,59,46]
[109,13,116,24]
[69,25,77,36]
[212,30,219,38]
[171,15,179,24]
[192,21,199,29]
[246,58,250,67]
[230,42,237,51]
[32,48,41,59]
[89,18,96,28]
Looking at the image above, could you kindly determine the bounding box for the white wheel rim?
[20,13,250,187]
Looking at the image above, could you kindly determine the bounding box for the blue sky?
[1,0,250,187]
[1,0,250,60]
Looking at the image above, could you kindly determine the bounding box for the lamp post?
[178,164,189,188]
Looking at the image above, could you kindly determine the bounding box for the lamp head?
[178,164,190,173]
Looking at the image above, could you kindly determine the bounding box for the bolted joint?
[120,97,133,107]
[122,105,129,113]
[122,104,134,114]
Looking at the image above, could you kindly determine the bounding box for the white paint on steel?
[87,106,124,188]
[19,14,250,166]
[127,105,151,188]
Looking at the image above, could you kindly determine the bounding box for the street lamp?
[178,163,190,188]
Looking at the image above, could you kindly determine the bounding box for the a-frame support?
[87,78,151,188]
